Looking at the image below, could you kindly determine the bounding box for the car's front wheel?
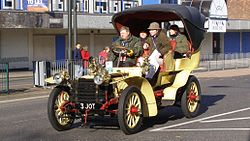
[118,86,144,134]
[47,87,75,131]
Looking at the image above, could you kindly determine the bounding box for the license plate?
[80,103,95,110]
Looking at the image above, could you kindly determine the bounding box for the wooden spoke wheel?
[118,86,143,134]
[181,76,201,118]
[47,87,75,131]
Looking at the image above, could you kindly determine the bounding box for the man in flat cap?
[144,22,175,77]
[146,22,170,56]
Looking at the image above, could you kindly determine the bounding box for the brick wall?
[228,0,250,19]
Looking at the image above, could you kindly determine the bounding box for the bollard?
[0,62,9,94]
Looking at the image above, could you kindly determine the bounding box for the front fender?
[45,76,55,84]
[115,76,158,117]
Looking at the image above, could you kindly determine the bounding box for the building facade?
[225,0,250,53]
[1,0,250,70]
[0,0,141,69]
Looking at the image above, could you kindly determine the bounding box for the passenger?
[145,22,170,57]
[111,26,142,67]
[140,31,150,57]
[137,31,149,66]
[161,24,190,71]
[144,22,172,72]
[168,24,189,58]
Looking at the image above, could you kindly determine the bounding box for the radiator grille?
[76,78,105,103]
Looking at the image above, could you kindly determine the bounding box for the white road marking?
[200,117,250,123]
[155,128,250,132]
[150,107,250,132]
[0,95,49,104]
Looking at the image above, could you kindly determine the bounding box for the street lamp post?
[73,0,77,47]
[68,0,72,60]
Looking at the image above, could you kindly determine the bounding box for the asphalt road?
[0,74,250,141]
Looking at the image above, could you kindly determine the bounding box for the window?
[75,0,89,12]
[123,0,139,10]
[110,0,120,13]
[52,0,65,11]
[161,0,177,4]
[94,0,108,13]
[3,0,14,9]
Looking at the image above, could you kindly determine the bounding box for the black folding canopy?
[112,4,206,50]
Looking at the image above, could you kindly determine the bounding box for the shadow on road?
[199,94,226,114]
[142,94,226,131]
[67,94,226,134]
[70,117,120,132]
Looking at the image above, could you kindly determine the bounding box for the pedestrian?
[73,42,83,78]
[73,42,82,60]
[99,46,110,65]
[81,45,90,75]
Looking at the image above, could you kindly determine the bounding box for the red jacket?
[81,50,90,61]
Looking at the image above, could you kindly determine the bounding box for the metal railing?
[199,53,250,71]
[0,62,9,94]
[32,52,250,86]
[0,57,29,70]
[49,53,250,76]
[50,60,89,80]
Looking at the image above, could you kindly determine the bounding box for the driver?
[111,26,142,67]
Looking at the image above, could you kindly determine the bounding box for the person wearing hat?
[144,22,175,73]
[111,26,142,67]
[146,22,170,56]
[168,24,189,57]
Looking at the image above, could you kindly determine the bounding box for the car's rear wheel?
[47,87,75,131]
[118,86,143,134]
[181,76,201,118]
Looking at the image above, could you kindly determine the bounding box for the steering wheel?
[112,46,128,56]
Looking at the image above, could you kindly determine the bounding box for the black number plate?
[80,103,96,110]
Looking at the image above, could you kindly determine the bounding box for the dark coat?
[170,34,189,54]
[146,31,170,56]
[73,48,82,60]
[111,35,142,66]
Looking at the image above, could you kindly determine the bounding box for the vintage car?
[47,4,205,134]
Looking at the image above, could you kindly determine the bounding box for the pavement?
[193,68,250,78]
[1,68,250,101]
[8,71,33,78]
[7,67,250,79]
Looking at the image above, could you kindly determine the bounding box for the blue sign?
[16,0,22,10]
[142,0,160,5]
[23,0,48,12]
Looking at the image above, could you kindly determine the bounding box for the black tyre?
[118,86,144,134]
[47,87,74,131]
[181,76,201,118]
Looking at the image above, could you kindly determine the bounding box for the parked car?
[46,4,205,134]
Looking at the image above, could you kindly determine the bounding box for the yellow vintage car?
[47,4,205,134]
